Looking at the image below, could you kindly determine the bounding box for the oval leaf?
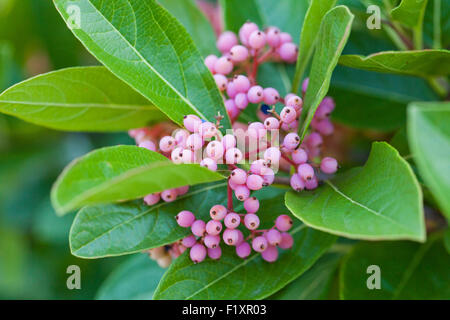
[96,254,165,300]
[340,234,450,299]
[339,50,450,78]
[286,142,425,242]
[53,0,230,128]
[51,145,225,215]
[407,102,450,219]
[0,67,167,131]
[292,0,337,93]
[298,6,354,141]
[153,226,336,300]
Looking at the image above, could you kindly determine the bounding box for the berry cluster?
[176,205,293,263]
[205,22,298,122]
[129,21,339,267]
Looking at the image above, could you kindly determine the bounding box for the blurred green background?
[0,0,136,299]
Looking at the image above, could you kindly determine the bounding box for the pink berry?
[279,32,292,45]
[278,42,298,62]
[261,167,275,186]
[222,134,236,150]
[236,242,252,258]
[206,220,222,236]
[292,148,308,164]
[191,220,206,237]
[205,141,224,160]
[190,243,207,263]
[298,163,315,181]
[233,75,251,93]
[244,197,259,213]
[139,140,156,151]
[182,235,197,248]
[264,147,281,164]
[199,122,217,139]
[214,74,228,91]
[228,179,240,191]
[235,185,250,201]
[264,117,280,130]
[204,234,221,248]
[224,212,241,229]
[250,159,266,175]
[266,229,282,246]
[181,149,196,164]
[266,27,281,47]
[290,173,305,191]
[217,31,238,53]
[214,56,234,75]
[305,175,319,190]
[225,148,243,164]
[186,133,203,151]
[210,204,227,221]
[230,45,249,62]
[244,213,260,230]
[176,185,189,196]
[280,106,297,124]
[204,55,218,73]
[247,85,264,104]
[263,87,280,105]
[248,122,266,140]
[161,189,177,202]
[283,133,300,150]
[316,97,335,118]
[246,174,264,191]
[239,22,259,46]
[144,193,160,206]
[174,129,190,147]
[321,157,338,174]
[261,245,278,262]
[208,246,222,260]
[279,232,294,249]
[176,210,196,228]
[286,95,303,109]
[226,81,238,98]
[230,168,247,185]
[235,92,249,110]
[236,229,245,246]
[275,215,293,232]
[302,78,309,94]
[249,30,266,49]
[183,115,202,132]
[314,118,334,136]
[200,158,217,171]
[159,136,176,153]
[225,99,240,119]
[223,228,240,246]
[252,236,268,252]
[306,132,323,149]
[281,120,298,131]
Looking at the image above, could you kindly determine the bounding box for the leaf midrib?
[0,100,156,110]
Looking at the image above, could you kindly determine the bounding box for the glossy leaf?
[153,225,336,300]
[391,0,429,28]
[299,6,354,141]
[0,67,168,132]
[53,0,230,128]
[51,145,225,215]
[158,0,217,57]
[339,49,450,78]
[286,142,425,242]
[340,234,450,299]
[292,0,337,93]
[96,254,165,300]
[270,252,342,300]
[407,102,450,219]
[70,182,227,258]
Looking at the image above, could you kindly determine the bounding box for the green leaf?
[153,226,336,300]
[445,228,450,254]
[391,0,429,28]
[220,0,263,32]
[407,102,450,219]
[299,6,354,141]
[96,254,165,300]
[286,142,425,242]
[70,182,227,258]
[158,0,217,57]
[0,67,168,132]
[292,0,337,93]
[270,252,342,300]
[51,145,225,215]
[340,234,450,299]
[339,49,450,78]
[53,0,230,129]
[70,185,288,258]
